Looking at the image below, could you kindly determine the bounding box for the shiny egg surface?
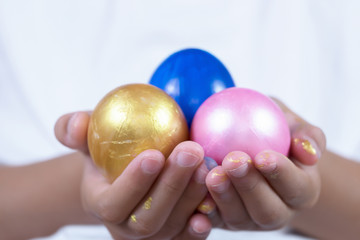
[191,87,290,164]
[149,48,235,126]
[88,84,188,182]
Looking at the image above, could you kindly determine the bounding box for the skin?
[290,150,360,240]
[204,99,360,240]
[205,98,325,231]
[0,111,212,240]
[1,101,360,239]
[56,112,212,240]
[80,142,212,240]
[0,152,96,240]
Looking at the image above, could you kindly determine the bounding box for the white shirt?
[1,1,359,239]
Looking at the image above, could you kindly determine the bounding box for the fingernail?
[255,152,277,173]
[210,169,230,193]
[177,152,199,168]
[192,218,210,234]
[68,113,79,132]
[293,138,320,159]
[66,113,80,143]
[197,197,216,214]
[204,156,218,170]
[226,153,251,178]
[141,158,162,174]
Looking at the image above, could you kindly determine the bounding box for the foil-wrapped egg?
[88,83,188,182]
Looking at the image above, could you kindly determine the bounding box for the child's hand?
[205,99,326,230]
[55,112,212,240]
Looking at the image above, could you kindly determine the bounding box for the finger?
[271,97,307,133]
[174,213,212,240]
[206,166,255,230]
[271,98,326,165]
[125,141,204,237]
[207,208,225,229]
[197,194,216,215]
[155,162,209,238]
[221,152,292,230]
[254,150,320,209]
[54,111,91,153]
[150,163,209,239]
[291,124,326,165]
[271,97,302,121]
[196,156,218,215]
[82,149,165,224]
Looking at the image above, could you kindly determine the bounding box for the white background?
[0,1,359,239]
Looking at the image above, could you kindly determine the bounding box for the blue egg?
[149,48,235,126]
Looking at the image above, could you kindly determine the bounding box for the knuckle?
[285,193,303,207]
[255,210,288,230]
[287,184,320,209]
[158,220,182,237]
[162,179,184,195]
[166,218,184,232]
[183,186,207,202]
[96,199,119,223]
[283,183,307,207]
[130,219,157,237]
[225,219,255,230]
[236,178,259,193]
[283,171,321,209]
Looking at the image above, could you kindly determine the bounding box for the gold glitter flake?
[198,203,215,214]
[294,138,317,155]
[130,214,137,223]
[143,197,153,210]
[228,155,246,163]
[302,140,317,155]
[211,169,227,182]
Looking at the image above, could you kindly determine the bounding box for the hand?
[55,112,212,240]
[204,98,326,230]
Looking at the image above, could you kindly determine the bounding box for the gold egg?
[88,83,189,182]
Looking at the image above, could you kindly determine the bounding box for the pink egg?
[190,87,290,164]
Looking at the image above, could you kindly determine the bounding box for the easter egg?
[88,84,188,182]
[149,48,235,126]
[190,87,290,164]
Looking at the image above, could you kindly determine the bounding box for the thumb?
[54,111,91,154]
[271,98,326,165]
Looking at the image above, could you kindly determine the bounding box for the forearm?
[0,152,97,240]
[290,150,360,240]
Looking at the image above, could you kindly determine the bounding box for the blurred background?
[0,1,359,239]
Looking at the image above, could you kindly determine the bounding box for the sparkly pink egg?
[190,87,290,164]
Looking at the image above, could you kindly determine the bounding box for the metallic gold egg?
[88,83,189,182]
